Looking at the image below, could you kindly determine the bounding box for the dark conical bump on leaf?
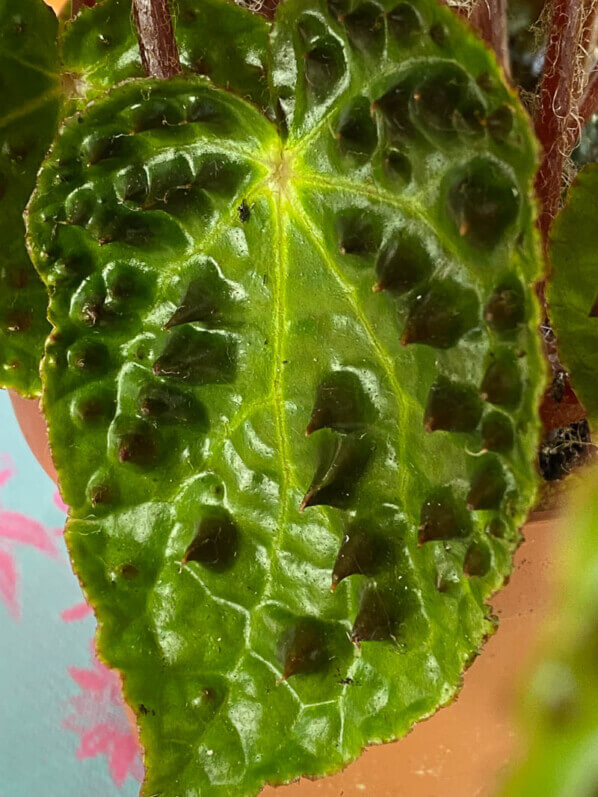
[65,187,96,226]
[149,155,194,202]
[280,619,329,679]
[481,352,522,407]
[464,541,490,577]
[351,586,396,644]
[138,382,207,428]
[68,340,110,371]
[486,517,507,538]
[401,279,479,348]
[303,36,345,99]
[3,308,32,332]
[419,488,471,544]
[89,483,116,507]
[374,234,432,294]
[447,158,520,247]
[424,376,482,433]
[331,525,389,590]
[334,95,378,158]
[484,277,525,331]
[83,131,128,165]
[375,80,414,137]
[382,148,412,185]
[343,3,385,51]
[467,457,506,510]
[71,393,115,427]
[429,22,448,47]
[130,97,186,132]
[327,0,350,18]
[486,105,514,144]
[387,3,423,45]
[412,64,483,136]
[590,295,598,318]
[336,209,380,256]
[164,259,232,330]
[307,370,373,434]
[153,327,236,384]
[301,432,374,510]
[117,164,149,203]
[117,424,159,468]
[105,263,153,312]
[182,509,239,572]
[120,563,139,580]
[481,411,514,452]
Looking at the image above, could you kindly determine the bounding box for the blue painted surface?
[0,390,140,797]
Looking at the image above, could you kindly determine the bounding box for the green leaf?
[60,0,271,109]
[0,0,60,396]
[502,466,598,796]
[0,0,270,397]
[27,1,544,794]
[549,164,598,427]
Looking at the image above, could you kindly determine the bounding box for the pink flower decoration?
[0,453,58,619]
[61,601,93,623]
[64,643,144,788]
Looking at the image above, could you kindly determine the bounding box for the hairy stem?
[534,0,586,239]
[132,0,181,80]
[469,0,511,78]
[580,66,598,125]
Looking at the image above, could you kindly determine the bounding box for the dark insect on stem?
[132,0,182,80]
[238,199,251,223]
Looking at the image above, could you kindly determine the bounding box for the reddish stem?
[571,65,598,142]
[132,0,181,80]
[534,0,585,240]
[71,0,94,14]
[469,0,511,79]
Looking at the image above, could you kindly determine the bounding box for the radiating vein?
[287,196,418,499]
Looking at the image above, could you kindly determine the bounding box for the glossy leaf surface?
[0,0,60,395]
[60,0,271,109]
[503,467,598,796]
[550,164,598,426]
[28,0,544,793]
[0,0,269,397]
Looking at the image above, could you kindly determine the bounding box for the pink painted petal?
[61,602,92,622]
[0,453,14,488]
[53,491,68,514]
[0,549,19,619]
[0,511,57,556]
[0,470,13,489]
[108,734,139,787]
[68,666,108,692]
[77,723,112,759]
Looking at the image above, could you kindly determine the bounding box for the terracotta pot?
[9,390,557,796]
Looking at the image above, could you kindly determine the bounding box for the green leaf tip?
[26,0,545,794]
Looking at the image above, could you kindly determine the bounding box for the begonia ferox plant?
[2,0,597,794]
